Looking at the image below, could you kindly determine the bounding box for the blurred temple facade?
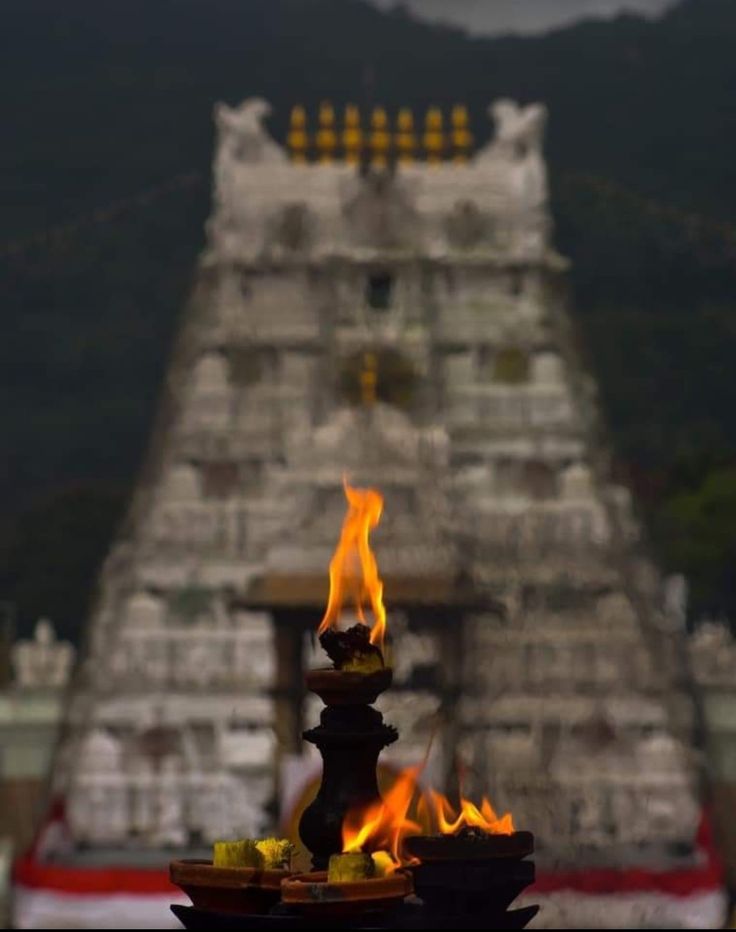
[9,99,733,927]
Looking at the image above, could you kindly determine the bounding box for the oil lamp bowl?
[405,829,534,861]
[405,831,537,928]
[169,859,291,915]
[305,667,392,706]
[280,869,412,919]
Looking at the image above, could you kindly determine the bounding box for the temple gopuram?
[12,99,727,928]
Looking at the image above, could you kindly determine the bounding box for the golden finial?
[423,106,445,164]
[360,352,378,407]
[370,106,391,168]
[342,104,363,166]
[316,101,337,163]
[451,104,473,163]
[287,105,309,163]
[394,107,416,164]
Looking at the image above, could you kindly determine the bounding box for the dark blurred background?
[3,0,736,643]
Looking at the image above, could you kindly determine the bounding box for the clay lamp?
[281,851,412,920]
[169,839,294,916]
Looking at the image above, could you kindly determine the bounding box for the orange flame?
[318,480,387,653]
[342,766,423,871]
[339,767,515,871]
[428,790,515,835]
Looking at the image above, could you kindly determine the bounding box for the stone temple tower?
[50,97,707,910]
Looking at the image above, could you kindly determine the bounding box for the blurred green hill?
[2,0,736,640]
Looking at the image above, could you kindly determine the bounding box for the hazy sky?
[371,0,675,35]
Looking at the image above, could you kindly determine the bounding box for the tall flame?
[319,480,387,653]
[428,790,515,836]
[342,766,423,870]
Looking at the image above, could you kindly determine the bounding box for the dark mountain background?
[2,0,736,642]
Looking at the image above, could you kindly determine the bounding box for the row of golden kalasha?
[213,482,513,883]
[287,102,474,164]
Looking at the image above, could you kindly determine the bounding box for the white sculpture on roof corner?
[212,97,286,239]
[488,99,549,220]
[214,97,285,168]
[489,99,548,160]
[11,618,75,689]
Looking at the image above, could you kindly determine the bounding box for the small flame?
[428,790,515,835]
[342,766,423,871]
[319,480,387,653]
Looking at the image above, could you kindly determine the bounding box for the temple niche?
[47,93,706,929]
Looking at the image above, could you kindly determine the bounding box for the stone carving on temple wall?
[663,573,688,629]
[690,620,736,686]
[67,729,128,844]
[226,774,273,839]
[341,171,420,251]
[219,725,275,770]
[231,616,276,689]
[267,201,315,254]
[183,352,233,431]
[487,710,701,853]
[444,199,488,250]
[144,460,250,554]
[192,351,230,393]
[124,591,165,628]
[603,483,638,542]
[294,404,450,475]
[594,592,637,629]
[68,779,130,845]
[160,464,202,503]
[106,594,275,691]
[11,618,75,689]
[249,401,458,584]
[69,751,272,846]
[531,352,565,386]
[481,726,540,773]
[181,771,273,843]
[77,728,124,774]
[636,732,689,773]
[191,777,238,843]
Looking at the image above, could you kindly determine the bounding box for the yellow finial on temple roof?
[316,101,337,162]
[397,108,413,132]
[451,104,473,163]
[395,107,416,164]
[423,106,445,164]
[287,105,309,163]
[342,104,363,165]
[286,101,468,165]
[370,107,391,168]
[360,352,378,407]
